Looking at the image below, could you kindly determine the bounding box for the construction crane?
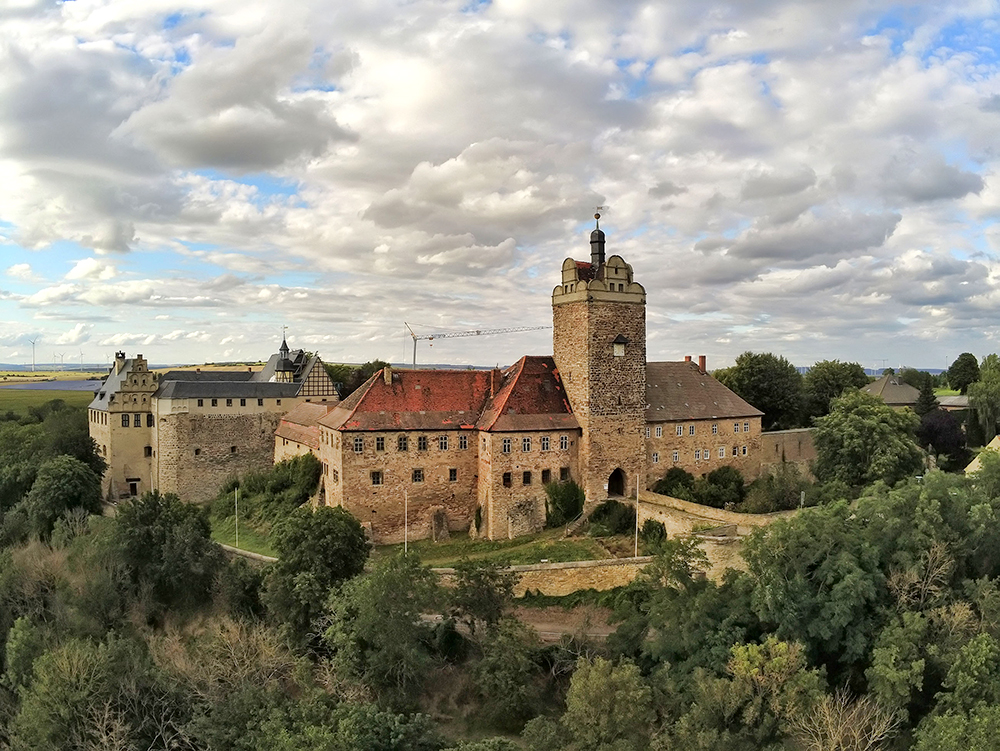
[404,323,551,368]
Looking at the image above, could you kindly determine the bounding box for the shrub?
[589,499,636,536]
[544,480,584,527]
[653,467,695,497]
[640,519,666,549]
[212,454,322,526]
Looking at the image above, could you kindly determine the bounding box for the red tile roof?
[319,358,578,433]
[645,361,763,421]
[478,356,578,432]
[275,402,338,449]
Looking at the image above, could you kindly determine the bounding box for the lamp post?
[404,489,408,553]
[634,469,640,558]
[235,486,239,549]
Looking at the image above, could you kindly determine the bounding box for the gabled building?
[89,340,338,502]
[862,373,921,409]
[289,223,767,542]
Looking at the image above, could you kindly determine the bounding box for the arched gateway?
[607,468,626,497]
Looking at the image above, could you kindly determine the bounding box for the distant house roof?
[966,436,1000,475]
[320,356,578,433]
[155,381,300,399]
[862,374,920,407]
[276,402,339,449]
[937,395,969,411]
[645,361,763,422]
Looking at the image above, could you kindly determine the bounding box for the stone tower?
[552,220,646,503]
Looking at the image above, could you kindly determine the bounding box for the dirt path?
[511,605,616,643]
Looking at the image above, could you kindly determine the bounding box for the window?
[197,399,204,407]
[226,398,233,407]
[146,413,154,427]
[656,426,663,438]
[689,425,695,435]
[376,436,385,451]
[276,399,281,406]
[133,414,141,427]
[703,449,710,461]
[412,468,424,483]
[712,423,718,435]
[613,342,625,357]
[230,446,237,454]
[122,414,129,427]
[695,450,701,460]
[676,425,683,436]
[371,471,383,486]
[522,436,531,452]
[743,421,750,432]
[734,422,739,433]
[652,452,659,464]
[194,448,201,456]
[144,446,152,457]
[672,450,679,462]
[459,434,468,450]
[418,435,428,451]
[398,435,408,451]
[541,436,550,451]
[523,471,532,485]
[560,467,570,481]
[439,435,448,450]
[257,399,264,406]
[645,427,650,438]
[502,438,511,453]
[240,398,246,407]
[211,398,218,407]
[331,469,339,482]
[449,468,457,482]
[353,437,363,453]
[719,447,725,458]
[503,472,512,488]
[742,445,747,456]
[560,435,569,450]
[542,469,551,483]
[732,446,738,457]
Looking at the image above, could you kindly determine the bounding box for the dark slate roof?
[155,381,300,399]
[477,356,578,432]
[159,370,254,382]
[645,361,763,422]
[276,402,338,449]
[320,368,494,432]
[862,374,920,406]
[88,360,133,410]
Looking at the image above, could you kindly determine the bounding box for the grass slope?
[0,389,94,415]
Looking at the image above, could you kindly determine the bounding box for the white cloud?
[5,263,32,279]
[55,322,92,345]
[66,257,117,280]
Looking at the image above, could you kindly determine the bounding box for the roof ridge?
[482,357,527,431]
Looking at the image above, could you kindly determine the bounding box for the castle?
[88,340,338,502]
[277,224,766,541]
[91,224,773,541]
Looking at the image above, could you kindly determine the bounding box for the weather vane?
[594,205,606,229]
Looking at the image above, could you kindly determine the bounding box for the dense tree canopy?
[949,352,981,395]
[20,456,101,540]
[714,351,803,430]
[813,389,923,487]
[968,354,1000,444]
[802,359,869,420]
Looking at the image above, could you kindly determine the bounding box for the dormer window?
[612,334,629,358]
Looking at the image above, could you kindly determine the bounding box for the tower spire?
[590,210,606,268]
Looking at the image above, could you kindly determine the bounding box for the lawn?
[210,515,278,558]
[0,388,94,415]
[375,527,610,567]
[934,388,960,396]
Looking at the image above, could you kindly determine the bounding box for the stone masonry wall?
[759,428,816,477]
[644,416,764,487]
[332,430,480,544]
[154,411,285,503]
[274,435,314,464]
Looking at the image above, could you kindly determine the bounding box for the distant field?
[0,389,93,415]
[0,369,105,383]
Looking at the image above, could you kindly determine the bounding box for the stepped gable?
[645,361,763,422]
[319,367,494,432]
[276,402,338,450]
[477,355,578,432]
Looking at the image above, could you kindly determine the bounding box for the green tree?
[450,558,519,636]
[652,466,695,498]
[968,358,1000,444]
[915,377,939,417]
[560,656,654,751]
[917,409,967,468]
[949,352,981,395]
[20,456,101,540]
[813,390,923,487]
[803,359,870,419]
[473,617,540,731]
[323,359,390,398]
[109,490,225,613]
[714,352,803,430]
[544,480,584,527]
[264,505,369,640]
[915,704,1000,751]
[324,552,441,706]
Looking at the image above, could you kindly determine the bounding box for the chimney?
[115,351,127,373]
[698,355,707,374]
[684,355,692,363]
[490,368,502,397]
[383,365,392,385]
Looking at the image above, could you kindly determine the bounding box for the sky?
[2,0,1000,371]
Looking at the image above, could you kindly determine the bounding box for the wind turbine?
[27,336,38,372]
